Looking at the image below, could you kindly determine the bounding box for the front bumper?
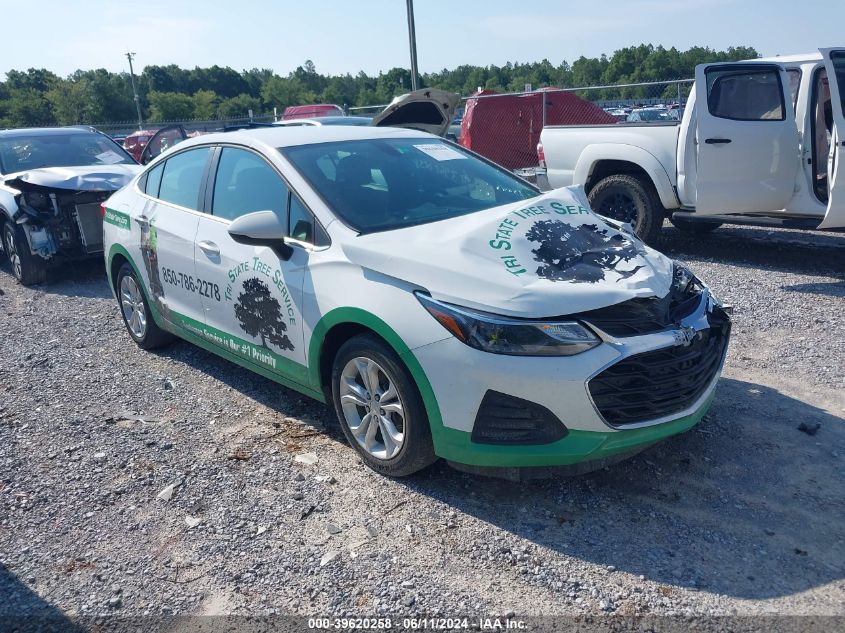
[413,290,729,467]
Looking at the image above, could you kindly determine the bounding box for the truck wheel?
[588,174,663,245]
[115,263,172,349]
[331,333,436,477]
[3,222,47,286]
[670,216,723,234]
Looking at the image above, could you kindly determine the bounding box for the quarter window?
[212,147,289,221]
[144,162,164,197]
[288,194,328,246]
[705,66,785,121]
[157,147,212,210]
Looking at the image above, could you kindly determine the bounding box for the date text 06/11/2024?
[307,617,527,630]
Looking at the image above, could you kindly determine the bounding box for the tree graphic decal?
[525,220,644,283]
[234,277,294,351]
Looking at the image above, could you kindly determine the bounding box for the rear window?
[157,147,211,210]
[831,51,845,117]
[705,65,785,121]
[282,138,538,233]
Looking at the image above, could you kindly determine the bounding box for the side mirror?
[227,210,293,261]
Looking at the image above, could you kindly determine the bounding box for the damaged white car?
[103,126,731,477]
[0,127,141,285]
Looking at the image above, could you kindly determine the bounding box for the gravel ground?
[0,223,843,623]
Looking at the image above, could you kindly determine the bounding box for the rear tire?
[3,221,47,286]
[331,333,436,477]
[670,216,723,233]
[115,263,172,350]
[588,174,663,245]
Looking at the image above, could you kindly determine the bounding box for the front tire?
[3,222,47,286]
[331,333,436,477]
[588,174,663,245]
[115,263,172,349]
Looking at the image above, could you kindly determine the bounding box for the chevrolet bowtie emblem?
[672,326,699,347]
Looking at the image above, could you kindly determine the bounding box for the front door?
[193,146,309,384]
[818,48,845,229]
[134,146,213,326]
[693,62,799,215]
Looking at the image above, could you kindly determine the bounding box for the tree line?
[0,44,758,127]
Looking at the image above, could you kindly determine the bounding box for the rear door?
[818,48,845,229]
[693,62,799,215]
[134,146,212,325]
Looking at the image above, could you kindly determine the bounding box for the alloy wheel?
[120,274,147,339]
[339,357,405,460]
[4,226,21,280]
[598,191,639,225]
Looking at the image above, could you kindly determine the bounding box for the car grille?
[587,315,730,427]
[574,291,703,337]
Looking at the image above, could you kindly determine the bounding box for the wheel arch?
[308,307,447,450]
[576,145,679,210]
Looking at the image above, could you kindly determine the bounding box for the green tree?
[192,89,218,119]
[217,93,262,119]
[148,91,195,121]
[45,79,93,124]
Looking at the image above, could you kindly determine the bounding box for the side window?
[158,147,211,210]
[831,51,845,118]
[787,69,801,111]
[705,66,785,121]
[144,162,164,197]
[212,147,289,221]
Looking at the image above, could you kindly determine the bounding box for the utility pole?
[126,52,143,130]
[405,0,419,90]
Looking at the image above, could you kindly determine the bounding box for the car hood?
[341,187,674,318]
[3,164,142,192]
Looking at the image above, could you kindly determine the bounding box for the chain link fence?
[90,113,278,138]
[83,79,692,175]
[459,79,693,173]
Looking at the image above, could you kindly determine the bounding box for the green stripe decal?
[107,244,322,402]
[103,208,131,230]
[109,245,713,468]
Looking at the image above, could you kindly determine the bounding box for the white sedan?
[102,125,730,477]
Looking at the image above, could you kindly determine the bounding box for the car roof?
[754,52,822,65]
[174,125,437,150]
[275,116,373,126]
[0,126,98,139]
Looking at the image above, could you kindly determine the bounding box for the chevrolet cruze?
[103,125,730,477]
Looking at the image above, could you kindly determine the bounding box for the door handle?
[704,138,732,144]
[198,240,220,257]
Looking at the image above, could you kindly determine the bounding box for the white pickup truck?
[538,48,845,243]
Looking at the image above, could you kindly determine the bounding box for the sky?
[0,0,842,78]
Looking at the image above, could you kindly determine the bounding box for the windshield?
[0,131,136,174]
[282,138,538,233]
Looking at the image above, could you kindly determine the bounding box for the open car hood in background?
[371,88,460,137]
[4,164,142,192]
[342,187,674,318]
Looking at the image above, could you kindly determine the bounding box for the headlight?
[416,293,600,356]
[671,261,700,295]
